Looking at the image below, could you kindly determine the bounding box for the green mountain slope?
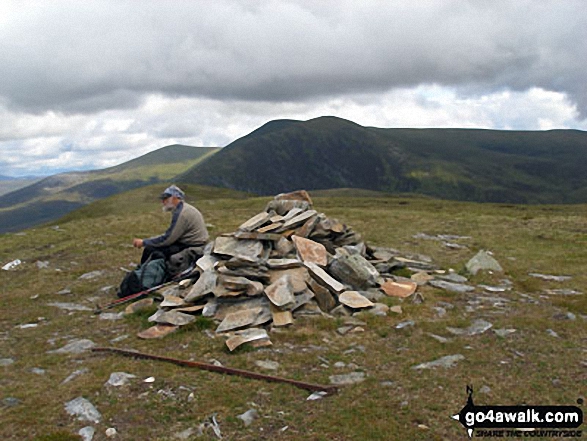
[0,145,219,233]
[177,116,587,204]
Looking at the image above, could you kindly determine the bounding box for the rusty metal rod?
[92,347,338,395]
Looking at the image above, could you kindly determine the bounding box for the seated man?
[133,185,209,264]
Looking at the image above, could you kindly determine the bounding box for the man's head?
[159,185,185,212]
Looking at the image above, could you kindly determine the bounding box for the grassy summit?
[0,185,585,440]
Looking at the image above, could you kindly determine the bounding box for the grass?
[0,185,586,440]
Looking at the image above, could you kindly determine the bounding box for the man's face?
[161,196,175,212]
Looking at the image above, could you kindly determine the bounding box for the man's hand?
[133,238,144,248]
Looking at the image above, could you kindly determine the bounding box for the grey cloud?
[1,0,586,115]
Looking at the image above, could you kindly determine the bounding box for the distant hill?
[0,145,219,233]
[0,176,43,197]
[177,116,587,204]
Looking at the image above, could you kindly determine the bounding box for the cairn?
[136,190,434,350]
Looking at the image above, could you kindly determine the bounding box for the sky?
[1,0,586,177]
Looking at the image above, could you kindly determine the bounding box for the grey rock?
[36,260,49,269]
[544,288,582,296]
[213,237,263,263]
[438,273,468,283]
[264,275,295,307]
[31,367,46,375]
[155,311,196,326]
[466,250,503,275]
[429,280,475,293]
[412,354,465,370]
[48,302,92,311]
[427,333,450,343]
[329,253,380,290]
[174,428,197,440]
[0,358,15,366]
[447,319,493,336]
[57,288,72,295]
[432,307,446,317]
[493,328,516,337]
[62,368,89,384]
[305,262,345,294]
[195,255,219,273]
[79,426,95,441]
[78,270,104,280]
[329,371,366,385]
[266,258,302,269]
[106,372,136,387]
[238,212,272,231]
[2,397,20,407]
[254,360,279,370]
[50,339,96,354]
[546,329,559,338]
[306,391,328,401]
[216,307,263,333]
[479,385,492,394]
[65,397,102,423]
[553,311,576,321]
[237,409,259,427]
[99,312,124,321]
[396,320,415,329]
[529,273,571,282]
[185,271,217,302]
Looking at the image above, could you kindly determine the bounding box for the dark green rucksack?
[117,253,167,298]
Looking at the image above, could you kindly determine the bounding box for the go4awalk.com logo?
[452,386,584,438]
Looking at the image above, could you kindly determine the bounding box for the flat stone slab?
[196,255,219,273]
[185,271,217,302]
[65,397,102,423]
[238,212,271,232]
[48,302,92,311]
[225,328,270,351]
[446,319,493,336]
[50,339,96,354]
[329,371,366,385]
[412,354,465,370]
[78,270,104,280]
[213,237,263,262]
[105,372,136,387]
[291,235,328,266]
[137,324,178,339]
[339,291,373,309]
[160,295,185,307]
[264,275,295,307]
[307,278,336,312]
[380,279,417,298]
[270,304,294,327]
[266,258,302,269]
[466,250,503,275]
[216,307,263,333]
[154,311,196,326]
[124,298,154,314]
[429,280,475,293]
[305,262,345,294]
[529,273,572,282]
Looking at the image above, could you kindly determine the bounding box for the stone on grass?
[155,311,195,326]
[225,328,270,351]
[329,371,366,385]
[529,273,572,282]
[380,279,417,298]
[255,360,280,370]
[429,280,475,293]
[466,250,503,275]
[237,409,259,427]
[446,319,493,336]
[185,271,217,302]
[0,358,15,366]
[305,262,345,294]
[78,270,104,280]
[307,278,336,312]
[329,253,379,290]
[106,372,137,387]
[99,312,124,321]
[338,291,373,309]
[124,298,154,315]
[65,397,102,423]
[50,339,96,354]
[48,302,92,311]
[216,307,263,333]
[493,328,516,338]
[78,426,95,441]
[412,354,465,370]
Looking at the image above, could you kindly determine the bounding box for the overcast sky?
[1,0,586,177]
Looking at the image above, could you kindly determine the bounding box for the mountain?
[0,176,44,197]
[0,145,219,233]
[177,116,587,204]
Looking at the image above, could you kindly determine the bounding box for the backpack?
[117,253,168,298]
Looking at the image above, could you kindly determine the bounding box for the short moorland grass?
[0,185,585,440]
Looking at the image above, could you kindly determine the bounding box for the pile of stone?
[136,190,431,350]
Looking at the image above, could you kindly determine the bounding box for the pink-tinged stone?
[137,324,178,339]
[380,279,417,298]
[292,235,328,266]
[264,275,295,307]
[338,291,374,309]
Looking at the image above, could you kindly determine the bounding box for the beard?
[162,201,175,212]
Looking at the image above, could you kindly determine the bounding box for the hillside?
[0,145,219,233]
[0,185,585,439]
[177,116,587,204]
